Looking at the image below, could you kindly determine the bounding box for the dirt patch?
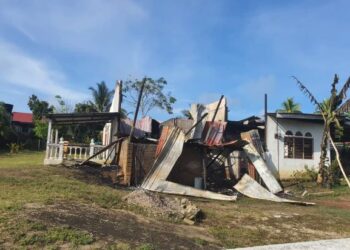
[317,199,350,209]
[25,202,218,249]
[124,189,201,223]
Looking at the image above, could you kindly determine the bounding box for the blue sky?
[1,0,350,121]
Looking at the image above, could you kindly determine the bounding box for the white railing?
[44,138,110,165]
[91,145,107,160]
[65,145,90,160]
[46,143,60,159]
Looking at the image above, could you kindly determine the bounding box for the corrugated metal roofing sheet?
[201,121,227,146]
[142,127,237,201]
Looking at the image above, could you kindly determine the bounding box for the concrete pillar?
[55,129,59,144]
[45,119,52,159]
[58,137,64,160]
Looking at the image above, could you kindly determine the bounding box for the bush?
[7,143,21,154]
[292,165,318,182]
[328,160,341,187]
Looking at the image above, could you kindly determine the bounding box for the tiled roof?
[12,112,33,123]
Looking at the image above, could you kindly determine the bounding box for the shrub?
[292,165,318,182]
[7,143,20,154]
[328,160,341,187]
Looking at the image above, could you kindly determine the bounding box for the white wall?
[265,115,329,179]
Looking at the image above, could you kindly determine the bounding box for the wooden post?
[211,95,224,122]
[185,113,208,137]
[129,78,146,142]
[202,148,207,190]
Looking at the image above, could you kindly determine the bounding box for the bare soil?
[318,199,350,209]
[25,202,219,249]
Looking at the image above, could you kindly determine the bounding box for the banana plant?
[293,75,350,188]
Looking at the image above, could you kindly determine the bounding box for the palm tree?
[293,75,350,188]
[89,81,114,112]
[278,98,301,113]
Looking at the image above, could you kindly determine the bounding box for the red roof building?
[11,112,34,135]
[12,112,33,124]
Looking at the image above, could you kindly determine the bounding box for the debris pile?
[124,189,201,223]
[85,92,314,206]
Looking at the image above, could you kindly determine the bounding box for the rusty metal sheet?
[119,116,153,138]
[234,174,314,205]
[155,126,171,158]
[201,121,227,146]
[243,143,283,194]
[142,127,238,201]
[142,127,185,189]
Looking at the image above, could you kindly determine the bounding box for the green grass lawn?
[1,151,350,249]
[0,151,132,249]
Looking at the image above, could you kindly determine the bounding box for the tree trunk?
[318,127,329,184]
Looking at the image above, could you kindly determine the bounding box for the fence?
[44,138,109,165]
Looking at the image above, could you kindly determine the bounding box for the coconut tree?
[89,81,114,112]
[293,75,350,188]
[278,98,301,113]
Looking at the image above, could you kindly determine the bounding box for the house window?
[284,131,313,159]
[304,132,313,159]
[294,131,303,159]
[284,131,294,158]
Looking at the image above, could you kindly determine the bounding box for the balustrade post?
[89,139,95,157]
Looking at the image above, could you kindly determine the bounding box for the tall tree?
[27,95,54,149]
[123,77,176,117]
[89,81,114,112]
[277,98,301,113]
[293,75,350,188]
[28,95,54,120]
[0,102,12,139]
[74,102,97,113]
[54,95,72,113]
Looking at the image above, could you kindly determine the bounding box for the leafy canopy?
[89,81,114,112]
[277,97,301,113]
[54,95,72,113]
[293,74,350,186]
[123,77,176,117]
[28,95,54,120]
[74,102,97,113]
[0,102,12,138]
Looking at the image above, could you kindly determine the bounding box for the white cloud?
[0,0,148,53]
[0,41,88,101]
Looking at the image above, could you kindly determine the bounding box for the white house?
[265,113,330,179]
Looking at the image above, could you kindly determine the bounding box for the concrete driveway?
[232,238,350,250]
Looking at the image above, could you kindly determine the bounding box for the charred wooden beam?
[129,79,146,142]
[185,113,208,137]
[211,95,224,122]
